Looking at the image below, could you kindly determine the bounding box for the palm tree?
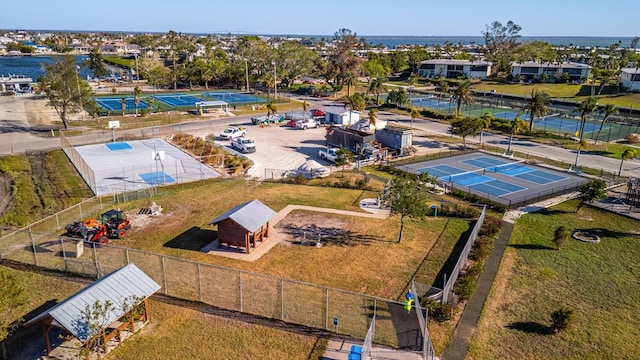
[368,108,378,129]
[507,113,527,153]
[147,97,155,114]
[120,97,126,116]
[573,97,598,167]
[302,101,309,120]
[478,112,493,144]
[133,86,141,116]
[595,103,617,144]
[407,73,419,100]
[410,107,420,129]
[266,101,277,117]
[523,89,550,132]
[619,149,636,176]
[368,77,385,105]
[344,71,357,98]
[451,80,474,116]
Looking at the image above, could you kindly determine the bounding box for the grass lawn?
[107,300,326,360]
[472,82,640,107]
[468,200,640,359]
[115,180,469,301]
[0,265,326,359]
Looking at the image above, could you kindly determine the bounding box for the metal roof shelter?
[208,199,277,253]
[25,263,161,355]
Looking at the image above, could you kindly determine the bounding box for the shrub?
[422,299,453,322]
[440,204,480,218]
[479,216,504,237]
[627,133,640,144]
[470,235,494,261]
[553,226,570,250]
[551,306,573,332]
[453,272,477,301]
[355,178,367,189]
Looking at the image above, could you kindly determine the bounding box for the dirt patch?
[275,212,352,246]
[0,172,12,217]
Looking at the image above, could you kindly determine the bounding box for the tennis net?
[485,160,529,174]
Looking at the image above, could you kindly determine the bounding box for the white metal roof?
[208,199,276,233]
[24,263,160,341]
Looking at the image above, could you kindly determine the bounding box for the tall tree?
[450,117,483,149]
[573,97,598,167]
[619,149,636,176]
[120,97,126,116]
[343,71,357,98]
[327,28,360,86]
[380,173,430,243]
[368,108,378,128]
[478,112,494,144]
[266,101,277,117]
[595,103,617,144]
[482,20,522,73]
[133,86,141,116]
[368,76,386,104]
[523,89,551,132]
[40,55,93,129]
[410,107,420,129]
[451,80,474,116]
[576,179,607,213]
[507,113,526,152]
[85,47,108,81]
[0,272,25,360]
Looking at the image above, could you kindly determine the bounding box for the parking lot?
[190,120,330,178]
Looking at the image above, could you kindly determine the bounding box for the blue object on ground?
[350,345,363,354]
[105,142,133,151]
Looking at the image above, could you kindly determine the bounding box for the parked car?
[219,127,247,140]
[286,119,298,127]
[296,118,319,130]
[231,137,256,153]
[310,109,325,117]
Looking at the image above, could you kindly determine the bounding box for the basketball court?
[398,152,588,207]
[72,138,221,196]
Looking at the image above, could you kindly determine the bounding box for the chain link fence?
[0,214,425,354]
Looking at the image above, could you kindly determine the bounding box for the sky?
[1,0,639,37]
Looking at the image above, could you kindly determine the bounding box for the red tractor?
[65,209,131,245]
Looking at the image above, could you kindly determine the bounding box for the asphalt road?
[1,94,639,178]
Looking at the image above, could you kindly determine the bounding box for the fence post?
[29,226,38,266]
[125,248,130,264]
[162,256,167,295]
[197,263,203,302]
[55,214,60,230]
[280,278,285,321]
[325,288,329,330]
[93,243,100,278]
[239,271,244,312]
[79,203,83,219]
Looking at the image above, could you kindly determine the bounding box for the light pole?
[272,61,277,100]
[245,60,250,92]
[134,54,139,83]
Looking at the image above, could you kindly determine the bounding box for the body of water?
[363,35,636,49]
[0,55,92,80]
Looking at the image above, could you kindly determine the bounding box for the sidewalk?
[440,194,573,360]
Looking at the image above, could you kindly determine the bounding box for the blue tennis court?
[514,170,566,184]
[138,171,176,185]
[535,115,607,134]
[152,94,204,107]
[411,97,451,109]
[493,110,521,121]
[470,179,526,196]
[94,97,149,111]
[105,142,133,151]
[202,92,266,104]
[443,172,493,187]
[461,156,509,168]
[418,164,466,178]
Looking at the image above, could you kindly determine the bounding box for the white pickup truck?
[219,127,247,140]
[296,118,319,129]
[231,137,256,153]
[318,147,339,162]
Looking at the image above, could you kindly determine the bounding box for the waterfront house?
[620,68,640,92]
[510,61,591,82]
[418,59,492,79]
